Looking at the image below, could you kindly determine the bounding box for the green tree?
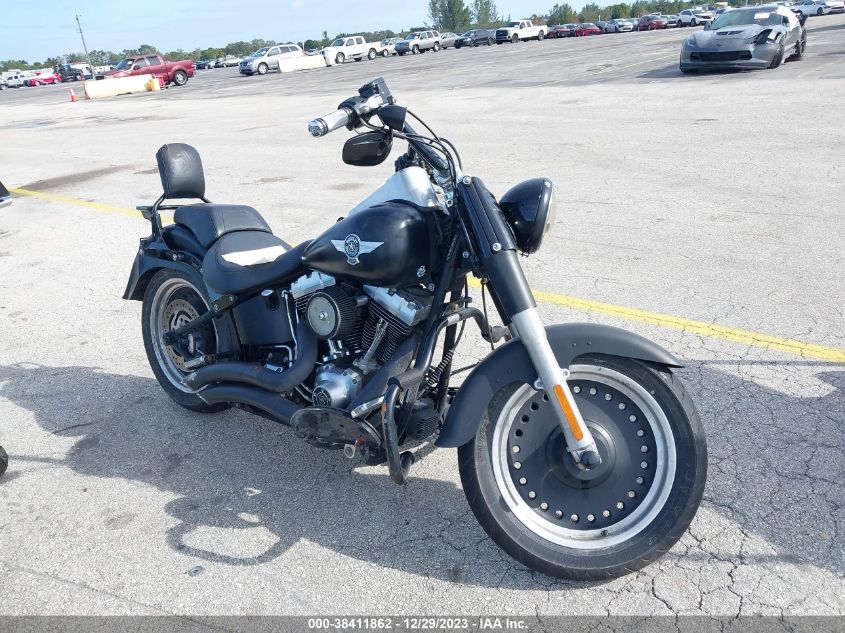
[548,2,577,23]
[472,0,501,27]
[578,2,603,21]
[428,0,472,32]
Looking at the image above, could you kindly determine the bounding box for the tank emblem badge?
[331,234,383,266]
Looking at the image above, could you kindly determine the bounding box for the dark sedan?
[454,29,495,47]
[549,23,578,38]
[637,15,669,30]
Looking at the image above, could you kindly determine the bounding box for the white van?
[323,36,381,66]
[2,72,25,88]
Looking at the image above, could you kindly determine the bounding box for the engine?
[288,271,432,409]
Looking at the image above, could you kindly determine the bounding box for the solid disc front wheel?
[458,355,707,580]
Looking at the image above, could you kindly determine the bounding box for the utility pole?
[75,14,95,78]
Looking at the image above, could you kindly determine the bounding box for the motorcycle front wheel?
[458,355,706,580]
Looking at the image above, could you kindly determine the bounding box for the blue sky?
[2,0,569,61]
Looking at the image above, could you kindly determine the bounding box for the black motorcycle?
[124,78,707,579]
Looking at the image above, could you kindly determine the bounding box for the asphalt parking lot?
[1,16,844,618]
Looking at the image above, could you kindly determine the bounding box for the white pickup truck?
[323,36,382,66]
[495,20,546,43]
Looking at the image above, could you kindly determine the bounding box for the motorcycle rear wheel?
[142,269,238,412]
[458,355,706,579]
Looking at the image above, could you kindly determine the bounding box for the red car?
[547,25,572,38]
[97,54,195,86]
[574,23,603,36]
[25,72,61,86]
[637,15,668,30]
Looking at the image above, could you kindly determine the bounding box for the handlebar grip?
[308,108,352,137]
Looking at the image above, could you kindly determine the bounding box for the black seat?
[174,204,271,248]
[203,232,311,295]
[155,143,273,249]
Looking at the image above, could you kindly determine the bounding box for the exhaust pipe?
[197,383,299,424]
[184,319,318,393]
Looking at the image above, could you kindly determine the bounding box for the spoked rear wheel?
[458,355,706,580]
[142,269,237,412]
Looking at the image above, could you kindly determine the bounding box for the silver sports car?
[679,6,806,72]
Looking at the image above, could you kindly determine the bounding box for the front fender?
[435,322,682,448]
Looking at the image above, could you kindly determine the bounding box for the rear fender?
[435,322,682,448]
[123,250,206,301]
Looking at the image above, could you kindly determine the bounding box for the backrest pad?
[155,143,206,199]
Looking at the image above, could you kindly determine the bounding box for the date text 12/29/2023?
[307,617,529,631]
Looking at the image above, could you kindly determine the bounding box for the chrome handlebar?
[308,108,351,137]
[307,94,387,138]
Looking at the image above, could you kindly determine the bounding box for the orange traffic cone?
[69,88,78,102]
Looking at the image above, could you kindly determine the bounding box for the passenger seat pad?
[222,245,287,267]
[175,204,272,248]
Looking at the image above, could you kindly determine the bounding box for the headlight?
[752,29,774,44]
[685,37,698,48]
[499,178,556,255]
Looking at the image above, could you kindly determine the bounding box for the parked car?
[605,18,636,32]
[395,30,442,55]
[215,55,241,68]
[0,78,7,91]
[595,20,608,31]
[663,15,680,27]
[637,15,669,30]
[26,72,61,86]
[678,9,715,26]
[575,23,603,36]
[195,59,215,69]
[560,23,580,37]
[495,19,547,43]
[546,25,571,38]
[239,44,303,75]
[379,37,404,55]
[97,54,195,85]
[680,6,805,72]
[791,0,841,14]
[323,36,381,65]
[57,63,92,81]
[439,32,459,48]
[454,29,495,47]
[2,73,26,87]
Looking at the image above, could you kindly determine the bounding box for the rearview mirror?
[133,65,142,70]
[378,105,407,132]
[342,130,393,167]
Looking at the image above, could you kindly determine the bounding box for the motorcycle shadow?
[0,364,528,587]
[1,361,843,583]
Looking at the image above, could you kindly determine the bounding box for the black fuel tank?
[303,202,434,287]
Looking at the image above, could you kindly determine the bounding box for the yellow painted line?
[470,282,845,364]
[13,186,845,363]
[9,187,173,223]
[10,187,145,220]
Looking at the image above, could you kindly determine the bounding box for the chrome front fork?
[510,308,601,468]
